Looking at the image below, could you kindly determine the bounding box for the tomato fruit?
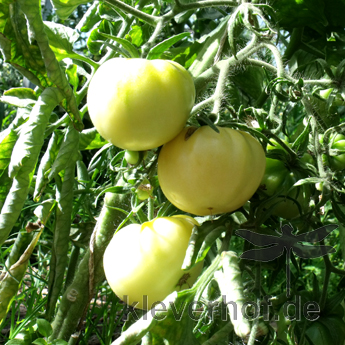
[103,215,203,309]
[124,150,140,165]
[326,134,345,171]
[136,178,153,200]
[87,58,195,151]
[260,158,311,219]
[157,126,266,216]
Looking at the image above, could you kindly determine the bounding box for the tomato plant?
[87,58,195,151]
[157,126,266,216]
[2,0,345,344]
[103,215,203,309]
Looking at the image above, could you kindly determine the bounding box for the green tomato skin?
[261,158,310,219]
[329,134,345,170]
[136,178,153,201]
[124,150,140,165]
[320,133,345,170]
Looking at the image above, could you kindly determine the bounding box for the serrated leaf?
[1,88,37,107]
[147,32,190,60]
[0,88,63,247]
[47,124,80,180]
[43,22,79,61]
[50,0,90,20]
[79,128,108,150]
[75,1,100,32]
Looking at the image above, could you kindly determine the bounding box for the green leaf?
[0,229,42,323]
[75,1,101,32]
[66,64,79,91]
[0,128,17,212]
[293,177,324,187]
[292,118,310,154]
[43,22,79,61]
[50,0,90,20]
[5,340,26,345]
[36,319,53,338]
[34,199,55,225]
[47,124,80,180]
[32,339,47,345]
[189,15,230,78]
[232,65,266,100]
[98,31,140,58]
[0,88,37,107]
[87,20,112,56]
[147,32,190,60]
[0,32,12,62]
[0,1,49,89]
[79,128,108,150]
[268,0,327,30]
[34,131,63,201]
[19,0,83,130]
[306,321,336,345]
[182,218,227,270]
[50,340,68,345]
[128,25,152,47]
[0,87,63,247]
[46,129,79,319]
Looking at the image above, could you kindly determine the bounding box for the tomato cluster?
[88,58,267,308]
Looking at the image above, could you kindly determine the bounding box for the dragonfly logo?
[236,224,337,297]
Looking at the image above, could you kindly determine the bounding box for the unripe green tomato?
[136,178,153,200]
[320,133,345,170]
[158,126,266,216]
[87,58,195,151]
[300,152,314,165]
[103,215,203,309]
[124,150,139,165]
[329,134,345,170]
[261,158,311,219]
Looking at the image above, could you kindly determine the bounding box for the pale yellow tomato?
[87,58,195,151]
[103,215,203,309]
[157,126,266,216]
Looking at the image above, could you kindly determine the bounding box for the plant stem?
[194,35,259,92]
[319,255,332,310]
[212,61,231,118]
[141,18,164,58]
[104,0,159,26]
[191,96,215,116]
[175,0,238,10]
